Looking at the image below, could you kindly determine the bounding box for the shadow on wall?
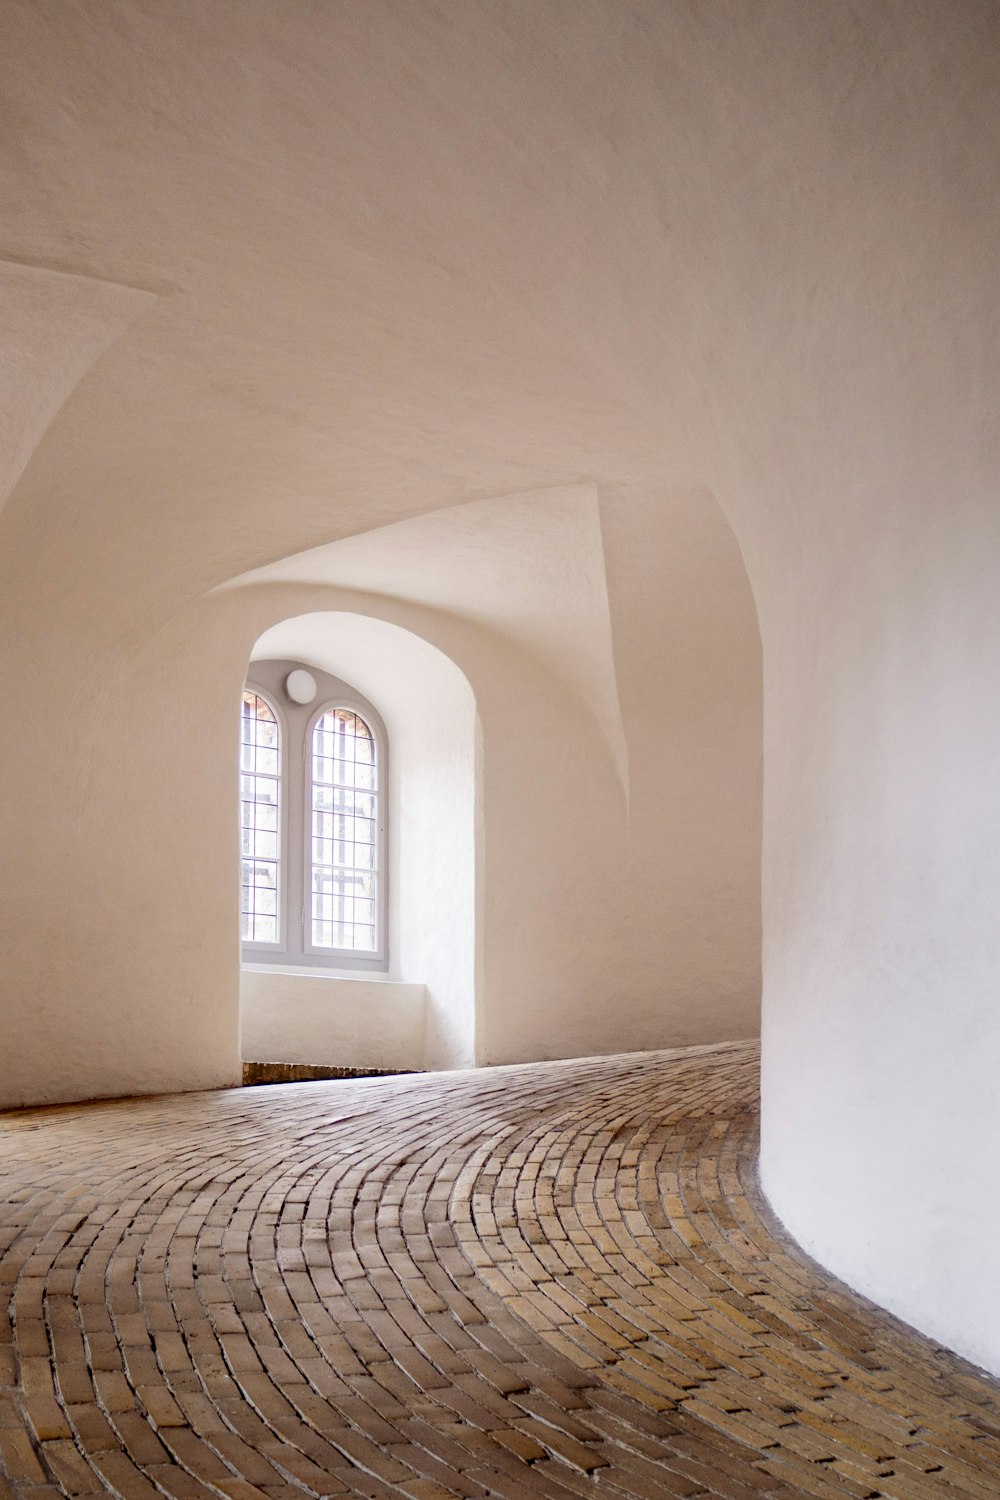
[238,611,479,1075]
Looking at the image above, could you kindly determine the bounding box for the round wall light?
[285,669,318,705]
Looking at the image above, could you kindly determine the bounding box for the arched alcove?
[238,611,479,1074]
[222,483,764,1071]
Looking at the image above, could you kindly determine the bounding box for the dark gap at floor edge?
[242,1061,421,1086]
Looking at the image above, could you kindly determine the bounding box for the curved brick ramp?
[1,1041,999,1499]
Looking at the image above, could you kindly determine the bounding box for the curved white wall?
[753,411,1000,1374]
[679,6,1000,1378]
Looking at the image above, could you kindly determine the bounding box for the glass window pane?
[240,691,281,944]
[309,705,380,951]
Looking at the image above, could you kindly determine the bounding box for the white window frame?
[240,659,389,972]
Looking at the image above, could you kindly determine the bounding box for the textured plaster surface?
[0,260,153,515]
[239,970,427,1071]
[234,485,629,795]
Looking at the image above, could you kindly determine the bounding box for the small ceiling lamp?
[285,669,317,705]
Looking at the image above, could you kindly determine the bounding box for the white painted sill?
[241,963,421,986]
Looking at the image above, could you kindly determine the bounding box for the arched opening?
[221,483,762,1075]
[241,659,389,970]
[238,611,479,1076]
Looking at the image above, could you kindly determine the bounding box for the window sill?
[241,962,408,983]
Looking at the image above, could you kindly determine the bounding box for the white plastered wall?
[240,971,427,1073]
[743,358,1000,1375]
[658,6,1000,1378]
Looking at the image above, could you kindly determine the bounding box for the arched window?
[240,691,281,944]
[239,661,387,969]
[308,708,379,954]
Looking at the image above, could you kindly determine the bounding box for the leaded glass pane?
[239,692,281,944]
[309,707,379,952]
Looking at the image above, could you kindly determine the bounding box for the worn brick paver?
[1,1041,999,1497]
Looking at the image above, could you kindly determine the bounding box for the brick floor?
[1,1040,998,1498]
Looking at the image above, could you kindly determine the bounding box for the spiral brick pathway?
[2,1041,999,1500]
